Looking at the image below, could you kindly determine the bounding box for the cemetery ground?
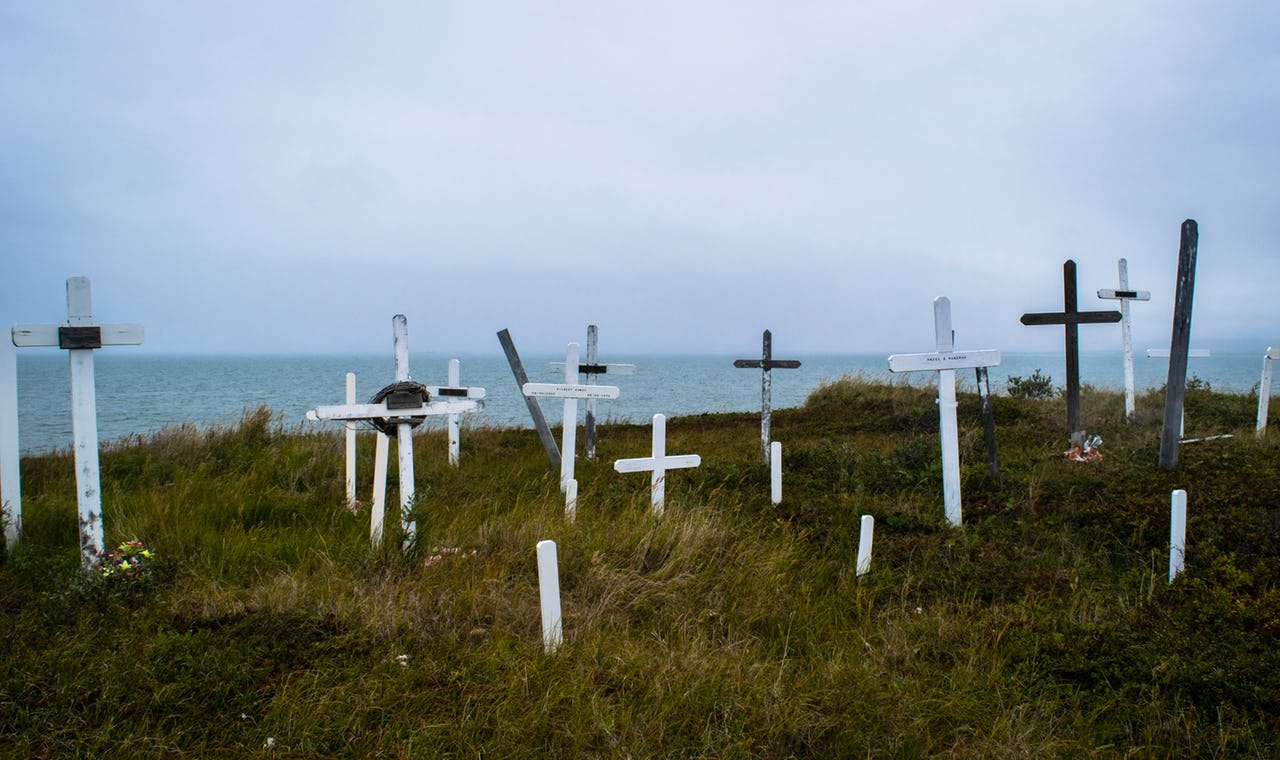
[3,376,1279,758]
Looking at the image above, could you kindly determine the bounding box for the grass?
[1,377,1279,757]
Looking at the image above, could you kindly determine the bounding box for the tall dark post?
[1159,220,1199,468]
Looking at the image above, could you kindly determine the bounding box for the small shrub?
[1005,369,1055,400]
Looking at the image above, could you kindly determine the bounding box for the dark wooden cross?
[1020,260,1121,442]
[734,330,800,466]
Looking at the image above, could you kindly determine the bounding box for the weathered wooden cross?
[888,297,1000,527]
[613,413,701,516]
[734,330,800,467]
[1257,346,1279,439]
[523,342,620,496]
[1097,258,1151,422]
[10,277,144,567]
[306,315,484,548]
[1020,260,1121,444]
[550,325,635,459]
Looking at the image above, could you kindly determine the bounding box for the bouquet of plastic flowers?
[99,540,155,580]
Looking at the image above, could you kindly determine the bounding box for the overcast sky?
[3,2,1276,357]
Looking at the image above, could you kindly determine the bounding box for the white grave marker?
[11,277,143,567]
[888,296,1001,528]
[1257,346,1279,438]
[345,373,357,508]
[550,325,635,459]
[524,342,620,497]
[770,441,782,505]
[613,413,701,516]
[421,359,485,468]
[1097,258,1151,422]
[306,315,483,548]
[856,515,875,577]
[1169,489,1187,583]
[536,539,563,653]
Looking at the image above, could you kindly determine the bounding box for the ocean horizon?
[10,350,1275,455]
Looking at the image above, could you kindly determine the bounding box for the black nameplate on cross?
[1020,260,1121,441]
[734,329,801,466]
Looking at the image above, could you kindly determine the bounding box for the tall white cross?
[524,342,620,497]
[887,296,1000,528]
[306,315,483,548]
[613,413,701,516]
[10,277,144,567]
[1097,258,1151,422]
[550,325,635,459]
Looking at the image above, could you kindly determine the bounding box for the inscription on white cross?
[550,325,635,459]
[887,297,1000,528]
[524,342,620,501]
[1096,258,1151,422]
[613,413,701,516]
[8,277,143,567]
[306,315,484,548]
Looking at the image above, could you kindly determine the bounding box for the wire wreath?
[366,381,431,436]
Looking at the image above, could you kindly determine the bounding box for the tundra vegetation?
[2,375,1278,757]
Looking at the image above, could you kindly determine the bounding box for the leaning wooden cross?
[1097,258,1151,422]
[523,342,620,498]
[550,325,634,459]
[613,413,701,516]
[9,277,144,567]
[1020,260,1121,445]
[306,315,484,548]
[734,330,800,467]
[888,297,1000,528]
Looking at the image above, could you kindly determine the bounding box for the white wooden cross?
[306,315,484,548]
[1,339,21,549]
[10,277,144,567]
[1147,348,1210,437]
[550,325,635,459]
[1257,346,1279,439]
[887,296,1000,528]
[523,342,620,497]
[613,413,701,516]
[422,358,484,468]
[1097,258,1151,422]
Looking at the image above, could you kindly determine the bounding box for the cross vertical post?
[392,316,416,544]
[0,339,19,547]
[1159,220,1199,468]
[1020,260,1121,443]
[447,359,461,467]
[1097,258,1151,422]
[345,372,357,507]
[1257,347,1279,438]
[584,325,599,459]
[733,330,800,467]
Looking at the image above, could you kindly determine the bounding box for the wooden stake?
[345,372,356,507]
[0,339,20,547]
[770,441,782,505]
[1258,347,1279,438]
[1159,220,1199,468]
[856,515,874,576]
[1169,489,1187,583]
[536,539,563,653]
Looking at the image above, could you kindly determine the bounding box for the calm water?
[12,350,1275,455]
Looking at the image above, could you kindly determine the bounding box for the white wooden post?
[856,514,874,576]
[565,479,578,522]
[0,339,20,547]
[447,359,461,467]
[12,277,144,568]
[345,372,357,507]
[888,297,1000,528]
[536,539,563,653]
[1097,258,1151,422]
[770,441,782,505]
[551,325,636,460]
[305,315,483,549]
[524,342,621,496]
[1257,346,1278,438]
[371,432,389,546]
[1147,348,1211,437]
[1169,489,1187,583]
[613,413,701,516]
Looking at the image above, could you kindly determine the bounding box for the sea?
[11,350,1274,455]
